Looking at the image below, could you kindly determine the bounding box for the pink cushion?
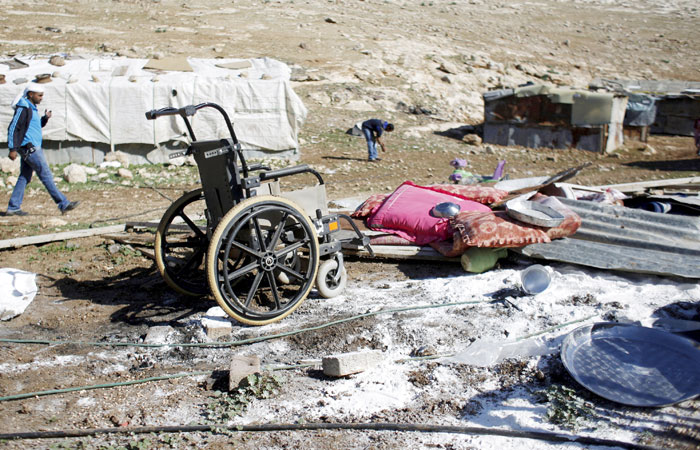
[367,181,492,245]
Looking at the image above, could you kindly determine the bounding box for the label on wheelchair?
[204,148,230,159]
[169,151,186,159]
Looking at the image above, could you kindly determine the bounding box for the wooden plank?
[342,243,458,261]
[125,220,161,229]
[0,224,126,250]
[595,176,700,192]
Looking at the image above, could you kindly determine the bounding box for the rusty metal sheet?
[483,123,606,152]
[516,198,700,279]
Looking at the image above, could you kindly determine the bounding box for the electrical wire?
[0,371,209,402]
[0,422,661,449]
[0,314,596,403]
[0,299,490,349]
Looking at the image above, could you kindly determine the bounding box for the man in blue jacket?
[361,119,394,162]
[6,82,79,216]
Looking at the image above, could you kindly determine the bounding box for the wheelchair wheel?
[155,189,209,297]
[206,196,319,325]
[316,258,347,299]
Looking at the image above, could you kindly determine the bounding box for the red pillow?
[450,210,551,249]
[367,181,492,245]
[427,184,508,205]
[351,193,389,219]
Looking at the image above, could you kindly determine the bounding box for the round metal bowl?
[432,202,461,218]
[561,322,700,407]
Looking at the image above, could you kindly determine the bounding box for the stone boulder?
[117,168,133,179]
[0,157,20,176]
[104,151,130,168]
[63,164,88,184]
[462,134,482,146]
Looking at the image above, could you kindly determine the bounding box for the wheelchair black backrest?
[189,138,245,230]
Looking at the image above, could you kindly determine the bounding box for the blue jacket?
[7,97,48,150]
[362,119,387,138]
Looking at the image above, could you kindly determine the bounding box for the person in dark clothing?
[361,119,394,162]
[6,82,79,216]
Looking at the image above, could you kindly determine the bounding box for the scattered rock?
[640,144,657,154]
[99,161,121,169]
[144,325,176,345]
[117,168,133,179]
[43,217,68,228]
[109,414,129,427]
[229,355,261,391]
[63,164,88,183]
[201,306,232,339]
[104,151,130,168]
[0,157,20,175]
[410,345,437,357]
[325,17,337,24]
[462,134,482,146]
[322,350,384,377]
[437,61,459,74]
[49,55,65,66]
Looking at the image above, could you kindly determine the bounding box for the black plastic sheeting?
[516,197,700,279]
[624,94,658,127]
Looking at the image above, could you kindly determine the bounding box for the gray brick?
[322,350,384,377]
[229,355,261,391]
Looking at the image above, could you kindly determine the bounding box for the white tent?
[0,56,307,163]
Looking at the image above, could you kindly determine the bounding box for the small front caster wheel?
[316,259,347,299]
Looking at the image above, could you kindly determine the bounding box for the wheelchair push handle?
[145,103,239,148]
[145,105,198,120]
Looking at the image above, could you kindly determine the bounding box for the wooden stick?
[0,224,125,250]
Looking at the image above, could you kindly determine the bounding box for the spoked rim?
[207,196,319,325]
[155,189,210,297]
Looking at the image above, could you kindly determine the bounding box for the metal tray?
[505,200,565,227]
[561,323,700,407]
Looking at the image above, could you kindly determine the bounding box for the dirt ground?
[1,0,700,448]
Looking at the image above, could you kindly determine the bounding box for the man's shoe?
[61,201,80,215]
[5,209,28,216]
[368,158,382,162]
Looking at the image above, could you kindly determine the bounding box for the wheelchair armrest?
[259,164,324,184]
[246,163,271,172]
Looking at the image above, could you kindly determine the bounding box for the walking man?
[6,82,79,216]
[361,119,394,162]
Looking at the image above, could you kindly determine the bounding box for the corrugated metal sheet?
[589,79,700,96]
[483,123,607,153]
[516,198,700,279]
[588,79,700,136]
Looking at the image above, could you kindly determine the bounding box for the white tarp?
[0,56,307,153]
[0,268,37,320]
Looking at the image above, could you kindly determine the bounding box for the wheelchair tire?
[206,196,319,325]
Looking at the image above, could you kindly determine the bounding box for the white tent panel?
[109,77,153,145]
[1,56,307,157]
[39,83,67,141]
[65,82,110,143]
